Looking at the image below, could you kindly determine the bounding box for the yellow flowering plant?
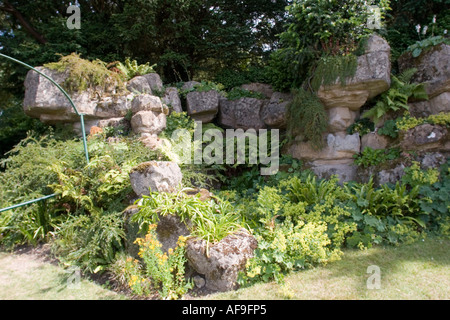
[133,225,192,300]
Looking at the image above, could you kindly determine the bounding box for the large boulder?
[185,229,258,292]
[130,94,168,135]
[162,87,183,113]
[186,90,220,123]
[218,97,266,130]
[398,43,450,117]
[23,67,134,123]
[261,92,292,129]
[129,161,183,196]
[317,35,391,110]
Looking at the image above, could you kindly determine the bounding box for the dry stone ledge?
[185,229,258,292]
[129,161,182,196]
[398,43,450,117]
[287,132,361,183]
[287,132,361,162]
[317,34,391,110]
[186,90,220,123]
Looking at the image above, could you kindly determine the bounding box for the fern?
[362,69,428,124]
[116,58,156,81]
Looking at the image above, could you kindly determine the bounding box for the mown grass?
[206,237,450,300]
[0,251,127,300]
[0,237,448,300]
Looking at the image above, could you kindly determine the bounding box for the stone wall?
[23,35,450,185]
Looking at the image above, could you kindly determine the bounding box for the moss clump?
[44,53,125,93]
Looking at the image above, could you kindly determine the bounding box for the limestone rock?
[130,111,166,135]
[142,73,164,93]
[420,152,447,169]
[317,35,391,110]
[361,132,390,151]
[287,133,361,162]
[181,81,201,91]
[131,94,167,114]
[23,67,132,124]
[310,160,358,183]
[156,214,191,254]
[261,92,292,129]
[327,107,358,133]
[400,124,449,152]
[185,229,258,292]
[186,90,220,123]
[218,97,266,130]
[241,83,274,99]
[126,76,152,94]
[129,161,183,196]
[398,43,450,117]
[162,87,183,113]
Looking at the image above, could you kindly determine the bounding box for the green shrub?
[240,220,342,285]
[406,35,450,58]
[353,147,401,168]
[347,118,375,136]
[51,211,125,273]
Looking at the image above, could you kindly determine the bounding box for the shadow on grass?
[321,237,450,298]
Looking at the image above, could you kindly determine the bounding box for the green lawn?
[0,237,448,300]
[0,251,126,300]
[206,237,450,300]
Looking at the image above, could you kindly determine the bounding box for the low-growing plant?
[51,210,126,273]
[353,147,401,168]
[240,220,342,286]
[347,118,375,136]
[132,190,243,246]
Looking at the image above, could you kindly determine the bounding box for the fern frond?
[396,68,418,84]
